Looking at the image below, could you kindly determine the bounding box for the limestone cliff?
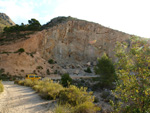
[0,17,132,76]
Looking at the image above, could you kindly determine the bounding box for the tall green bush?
[94,53,116,89]
[60,73,72,87]
[111,37,150,113]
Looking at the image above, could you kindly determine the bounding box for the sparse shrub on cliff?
[0,68,10,81]
[16,48,25,53]
[48,59,55,64]
[0,80,4,92]
[46,69,50,75]
[60,73,72,87]
[84,67,92,73]
[36,66,43,70]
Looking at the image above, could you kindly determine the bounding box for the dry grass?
[0,80,4,92]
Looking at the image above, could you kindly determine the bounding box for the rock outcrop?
[0,17,132,76]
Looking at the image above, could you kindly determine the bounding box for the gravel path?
[0,81,55,113]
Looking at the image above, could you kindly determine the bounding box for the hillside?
[0,13,15,32]
[0,16,131,77]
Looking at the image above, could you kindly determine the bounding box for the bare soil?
[0,81,55,113]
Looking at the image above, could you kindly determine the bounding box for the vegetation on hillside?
[3,18,41,33]
[15,79,100,113]
[111,37,150,113]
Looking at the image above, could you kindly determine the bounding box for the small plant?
[48,59,54,64]
[36,66,43,69]
[55,104,71,113]
[84,67,92,73]
[16,48,25,53]
[46,69,50,75]
[60,73,72,87]
[94,97,99,103]
[0,80,4,92]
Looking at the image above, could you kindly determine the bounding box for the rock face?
[0,17,131,76]
[0,13,15,32]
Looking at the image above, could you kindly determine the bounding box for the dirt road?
[0,81,54,113]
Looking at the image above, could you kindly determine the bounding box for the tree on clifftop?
[28,18,41,31]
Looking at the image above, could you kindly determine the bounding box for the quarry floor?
[0,81,54,113]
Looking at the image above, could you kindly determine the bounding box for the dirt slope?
[0,81,55,113]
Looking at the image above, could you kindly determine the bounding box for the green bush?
[16,48,25,53]
[94,53,117,89]
[60,73,72,87]
[0,80,4,92]
[47,69,50,75]
[84,67,92,73]
[48,59,54,64]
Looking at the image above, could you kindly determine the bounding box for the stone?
[61,69,67,74]
[87,62,91,66]
[74,69,80,75]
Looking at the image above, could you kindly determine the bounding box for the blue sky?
[0,0,150,38]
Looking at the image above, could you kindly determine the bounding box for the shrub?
[84,67,92,73]
[94,53,117,89]
[73,101,99,113]
[40,81,64,99]
[36,66,43,69]
[55,104,71,113]
[54,70,58,74]
[16,48,25,53]
[18,80,25,85]
[48,59,54,64]
[32,79,64,100]
[58,85,100,113]
[24,79,34,87]
[46,69,50,75]
[0,80,4,92]
[60,73,72,87]
[14,80,19,84]
[59,85,94,106]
